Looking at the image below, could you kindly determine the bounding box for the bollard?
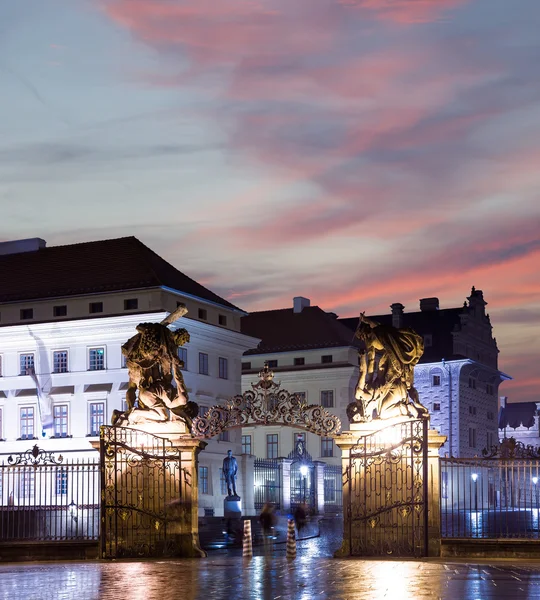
[286,518,296,560]
[243,519,253,558]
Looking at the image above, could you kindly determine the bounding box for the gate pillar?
[280,459,293,513]
[313,462,326,515]
[426,429,447,557]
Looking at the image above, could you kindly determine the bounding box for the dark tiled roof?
[0,237,241,311]
[499,402,537,429]
[339,308,465,363]
[241,306,357,355]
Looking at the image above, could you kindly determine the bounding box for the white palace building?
[0,237,257,517]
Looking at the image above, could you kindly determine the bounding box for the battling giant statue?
[112,304,198,428]
[347,312,428,423]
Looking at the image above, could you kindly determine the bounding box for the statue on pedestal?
[347,312,428,423]
[222,449,239,499]
[112,304,198,428]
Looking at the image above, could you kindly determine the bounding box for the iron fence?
[441,458,540,538]
[290,461,315,511]
[254,458,281,510]
[0,446,100,542]
[324,464,343,513]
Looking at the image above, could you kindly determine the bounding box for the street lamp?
[471,473,478,514]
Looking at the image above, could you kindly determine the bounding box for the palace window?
[432,375,441,386]
[53,405,68,438]
[266,434,278,459]
[124,298,138,310]
[89,302,103,314]
[242,362,252,371]
[178,347,188,370]
[56,470,68,496]
[267,360,278,369]
[219,469,227,495]
[20,353,34,375]
[89,402,105,436]
[321,355,333,364]
[218,357,228,380]
[89,348,105,370]
[321,390,334,408]
[242,435,252,455]
[294,357,305,366]
[20,308,33,320]
[218,314,227,326]
[199,466,209,494]
[53,305,67,317]
[198,308,207,321]
[199,352,209,375]
[20,406,35,440]
[433,403,441,411]
[321,437,334,458]
[53,350,68,373]
[468,428,477,448]
[218,430,229,442]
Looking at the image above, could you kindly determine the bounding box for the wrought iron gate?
[347,419,428,557]
[100,426,190,558]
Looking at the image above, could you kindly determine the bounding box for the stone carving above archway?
[191,363,341,438]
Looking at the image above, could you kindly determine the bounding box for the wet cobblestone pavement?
[5,556,540,600]
[3,521,540,599]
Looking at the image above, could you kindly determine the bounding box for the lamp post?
[471,473,478,513]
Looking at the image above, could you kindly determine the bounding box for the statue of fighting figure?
[347,312,428,423]
[112,304,198,428]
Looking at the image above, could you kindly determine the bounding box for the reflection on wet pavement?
[4,556,540,599]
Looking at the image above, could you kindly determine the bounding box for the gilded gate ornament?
[192,363,341,438]
[347,313,429,423]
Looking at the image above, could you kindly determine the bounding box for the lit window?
[199,466,209,494]
[53,350,68,373]
[199,352,209,375]
[242,435,252,455]
[321,437,334,457]
[321,390,334,408]
[53,405,68,437]
[89,348,105,371]
[20,353,34,375]
[266,434,278,459]
[218,357,228,379]
[89,402,105,436]
[20,406,35,440]
[178,347,188,370]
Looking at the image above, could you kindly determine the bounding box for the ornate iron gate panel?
[348,419,428,557]
[100,426,190,558]
[254,458,282,510]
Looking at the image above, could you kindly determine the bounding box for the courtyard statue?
[112,304,198,428]
[222,449,239,499]
[347,312,428,423]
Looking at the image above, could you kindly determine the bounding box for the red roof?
[241,306,356,354]
[0,236,241,310]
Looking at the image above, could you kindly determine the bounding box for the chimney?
[0,238,46,256]
[390,303,404,328]
[419,297,439,312]
[293,297,310,314]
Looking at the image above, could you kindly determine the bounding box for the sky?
[1,0,539,403]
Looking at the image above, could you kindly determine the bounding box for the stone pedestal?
[334,417,446,558]
[224,498,242,518]
[96,422,208,559]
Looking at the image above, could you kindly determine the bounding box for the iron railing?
[441,458,540,538]
[0,446,100,542]
[324,464,343,513]
[290,461,315,511]
[254,458,281,510]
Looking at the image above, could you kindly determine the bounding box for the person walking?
[294,503,307,538]
[259,503,276,554]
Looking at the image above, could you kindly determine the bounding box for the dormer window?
[124,298,138,310]
[20,308,33,320]
[198,308,208,321]
[89,302,103,314]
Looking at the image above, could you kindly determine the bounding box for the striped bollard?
[286,518,296,560]
[243,519,253,559]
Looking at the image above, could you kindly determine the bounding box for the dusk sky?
[1,0,539,403]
